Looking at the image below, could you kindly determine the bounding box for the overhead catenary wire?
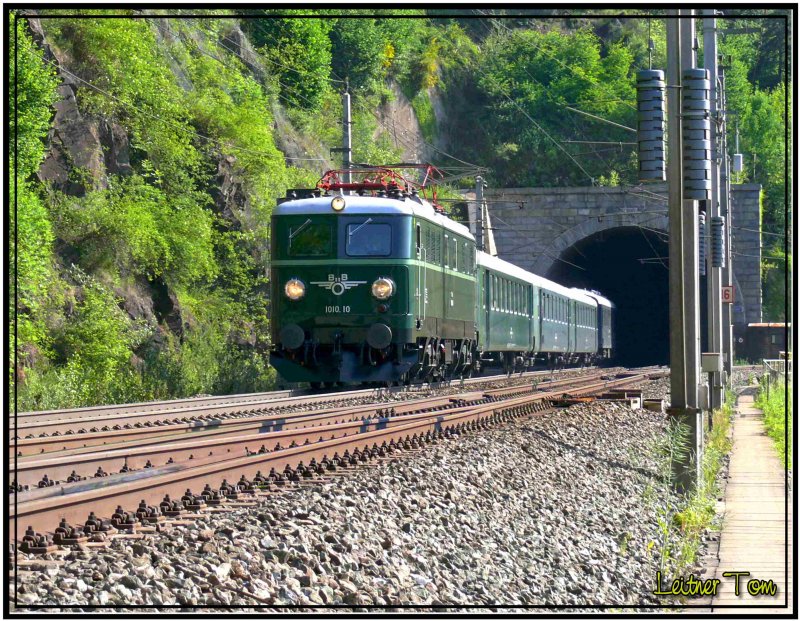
[177,18,484,182]
[469,62,595,184]
[473,9,658,192]
[561,106,636,133]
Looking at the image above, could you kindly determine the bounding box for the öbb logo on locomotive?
[270,165,614,388]
[311,274,367,296]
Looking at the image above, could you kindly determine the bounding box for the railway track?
[13,370,621,486]
[12,369,620,459]
[11,366,615,435]
[9,366,667,547]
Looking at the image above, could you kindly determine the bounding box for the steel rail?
[10,371,661,541]
[12,367,593,426]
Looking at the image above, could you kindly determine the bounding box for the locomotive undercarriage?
[271,335,478,387]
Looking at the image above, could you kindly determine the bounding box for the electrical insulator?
[711,215,726,268]
[636,69,666,182]
[682,68,712,201]
[699,212,706,276]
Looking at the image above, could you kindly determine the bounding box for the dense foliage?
[10,10,790,410]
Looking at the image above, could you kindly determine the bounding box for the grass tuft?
[756,377,792,469]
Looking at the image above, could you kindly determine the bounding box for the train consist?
[270,166,614,387]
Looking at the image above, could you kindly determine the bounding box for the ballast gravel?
[13,389,680,611]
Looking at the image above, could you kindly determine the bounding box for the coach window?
[497,276,502,310]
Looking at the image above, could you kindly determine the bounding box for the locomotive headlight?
[371,277,395,300]
[284,278,306,301]
[331,196,346,211]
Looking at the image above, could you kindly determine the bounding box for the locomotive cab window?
[346,220,391,256]
[288,219,333,257]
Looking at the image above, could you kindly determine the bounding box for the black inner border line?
[5,5,795,616]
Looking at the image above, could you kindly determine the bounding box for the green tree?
[243,14,333,111]
[329,18,387,94]
[9,16,60,373]
[475,27,635,186]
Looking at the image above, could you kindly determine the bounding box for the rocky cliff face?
[21,16,434,403]
[375,82,431,163]
[27,19,281,349]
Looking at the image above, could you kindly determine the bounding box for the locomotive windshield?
[288,219,332,256]
[345,220,392,256]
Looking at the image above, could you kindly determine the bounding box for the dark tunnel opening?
[546,226,670,367]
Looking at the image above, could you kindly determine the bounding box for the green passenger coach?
[269,166,613,387]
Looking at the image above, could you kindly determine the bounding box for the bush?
[18,270,152,410]
[49,174,217,288]
[757,377,792,467]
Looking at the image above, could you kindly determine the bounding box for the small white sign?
[722,286,735,304]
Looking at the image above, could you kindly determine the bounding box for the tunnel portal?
[545,226,670,367]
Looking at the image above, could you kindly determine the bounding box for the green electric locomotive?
[270,167,477,387]
[270,166,613,387]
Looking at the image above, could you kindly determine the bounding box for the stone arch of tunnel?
[531,215,748,366]
[544,226,672,367]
